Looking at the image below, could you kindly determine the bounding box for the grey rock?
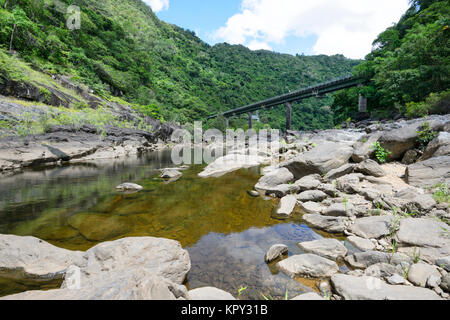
[427,275,442,288]
[397,218,450,248]
[317,183,339,197]
[255,168,294,189]
[303,214,348,234]
[282,142,354,179]
[364,263,400,279]
[436,256,450,272]
[440,274,450,292]
[277,254,339,278]
[291,292,324,300]
[336,174,362,194]
[116,183,143,191]
[298,201,325,214]
[347,236,376,252]
[264,244,288,263]
[387,274,407,285]
[331,274,442,300]
[199,154,265,178]
[161,169,182,180]
[402,150,419,165]
[421,132,450,160]
[323,202,354,217]
[247,190,260,197]
[188,287,236,300]
[355,159,386,177]
[294,174,321,191]
[408,263,441,288]
[349,216,393,239]
[297,190,328,202]
[345,251,411,269]
[324,164,355,181]
[405,156,450,187]
[260,184,300,198]
[276,195,297,217]
[298,239,347,260]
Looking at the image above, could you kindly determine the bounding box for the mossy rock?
[68,213,132,242]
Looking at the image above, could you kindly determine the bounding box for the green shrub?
[371,142,392,164]
[416,120,437,151]
[406,90,450,118]
[433,183,449,204]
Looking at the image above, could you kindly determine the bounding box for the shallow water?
[0,149,347,299]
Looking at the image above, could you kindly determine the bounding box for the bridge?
[207,75,367,130]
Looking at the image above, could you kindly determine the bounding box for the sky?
[143,0,411,59]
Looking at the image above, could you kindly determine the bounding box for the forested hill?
[0,0,358,130]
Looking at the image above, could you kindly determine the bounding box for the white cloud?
[143,0,169,13]
[214,0,410,59]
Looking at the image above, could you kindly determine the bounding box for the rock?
[68,213,132,242]
[294,174,321,191]
[275,195,297,217]
[345,251,411,269]
[349,216,393,239]
[282,142,354,179]
[0,234,84,282]
[0,269,188,300]
[402,150,419,165]
[291,292,324,300]
[298,239,347,260]
[264,244,288,263]
[324,164,355,181]
[352,133,382,163]
[303,214,349,234]
[298,201,325,214]
[323,203,354,217]
[188,287,236,300]
[317,184,339,197]
[247,190,260,197]
[408,263,441,288]
[427,275,442,288]
[198,154,265,178]
[297,190,328,202]
[364,263,400,279]
[331,274,442,300]
[397,218,450,248]
[255,168,294,189]
[115,183,143,191]
[277,254,339,278]
[440,274,450,292]
[336,174,362,194]
[355,160,386,177]
[436,256,450,272]
[161,169,182,180]
[347,236,376,252]
[387,274,407,285]
[405,156,450,187]
[259,184,300,198]
[394,187,436,212]
[421,132,450,160]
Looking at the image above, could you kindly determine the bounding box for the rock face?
[405,156,450,187]
[0,235,84,281]
[276,254,339,278]
[275,195,297,217]
[355,160,386,177]
[303,214,349,234]
[199,154,265,178]
[331,274,442,300]
[264,244,288,263]
[0,236,191,300]
[407,263,441,288]
[115,183,143,191]
[349,216,394,239]
[188,287,236,300]
[298,239,347,260]
[397,218,450,248]
[282,142,354,179]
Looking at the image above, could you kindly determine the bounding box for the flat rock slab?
[331,274,442,300]
[324,164,355,181]
[347,236,376,252]
[276,195,297,217]
[406,156,450,187]
[265,244,288,263]
[189,287,236,300]
[303,214,348,234]
[297,190,328,202]
[345,251,411,269]
[323,202,354,217]
[291,292,324,300]
[276,254,339,278]
[198,154,265,178]
[255,168,294,189]
[298,201,325,214]
[355,160,386,177]
[294,174,322,191]
[397,218,450,248]
[349,215,394,239]
[0,234,84,280]
[298,239,347,260]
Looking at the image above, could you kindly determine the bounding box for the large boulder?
[331,274,442,300]
[405,156,450,187]
[188,287,236,300]
[397,218,450,249]
[277,254,339,278]
[303,214,349,234]
[348,216,394,239]
[298,239,347,260]
[281,142,354,179]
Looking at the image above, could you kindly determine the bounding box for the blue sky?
[145,0,410,59]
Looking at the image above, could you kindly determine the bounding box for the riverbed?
[0,149,349,300]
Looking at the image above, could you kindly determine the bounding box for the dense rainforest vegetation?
[332,0,449,125]
[0,0,358,132]
[0,0,448,133]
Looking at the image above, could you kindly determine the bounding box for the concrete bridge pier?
[247,112,253,129]
[285,102,292,131]
[358,94,368,112]
[225,117,230,129]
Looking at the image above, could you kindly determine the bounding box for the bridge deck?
[208,75,363,119]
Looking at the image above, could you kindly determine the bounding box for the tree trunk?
[9,24,16,52]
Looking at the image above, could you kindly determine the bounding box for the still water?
[0,149,346,299]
